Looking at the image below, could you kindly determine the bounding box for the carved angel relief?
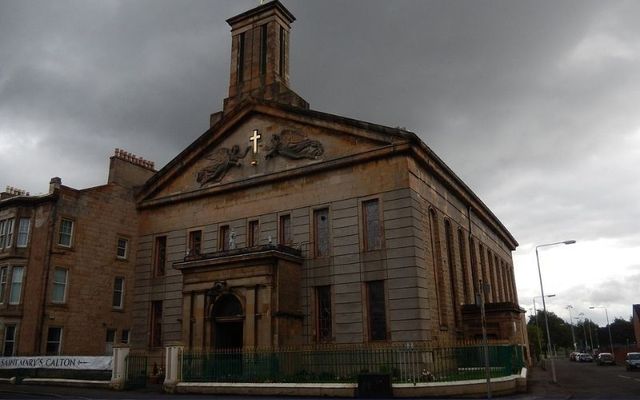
[196,129,325,187]
[265,129,324,160]
[196,145,250,186]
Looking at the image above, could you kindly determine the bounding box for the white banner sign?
[0,356,112,370]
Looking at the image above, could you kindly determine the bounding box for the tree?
[596,317,634,349]
[527,310,573,355]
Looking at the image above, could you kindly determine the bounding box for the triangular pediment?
[138,101,409,205]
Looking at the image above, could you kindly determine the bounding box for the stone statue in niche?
[265,129,324,160]
[196,145,250,186]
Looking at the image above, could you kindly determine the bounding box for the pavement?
[518,361,573,399]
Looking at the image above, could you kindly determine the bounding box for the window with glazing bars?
[316,286,332,341]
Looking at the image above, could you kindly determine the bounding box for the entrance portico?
[174,245,304,351]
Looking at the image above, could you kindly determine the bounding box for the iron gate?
[125,353,148,389]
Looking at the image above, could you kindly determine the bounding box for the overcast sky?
[1,0,638,328]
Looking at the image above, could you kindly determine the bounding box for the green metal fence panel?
[125,354,147,389]
[182,343,524,384]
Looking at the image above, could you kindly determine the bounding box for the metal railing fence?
[182,342,524,383]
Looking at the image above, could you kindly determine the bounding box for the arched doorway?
[211,294,244,349]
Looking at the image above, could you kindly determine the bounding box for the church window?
[3,325,16,356]
[248,220,259,247]
[58,218,73,247]
[444,220,459,326]
[313,208,329,257]
[316,286,332,341]
[219,225,230,251]
[363,199,382,250]
[458,229,470,304]
[278,26,285,76]
[260,24,268,76]
[367,280,387,341]
[237,32,245,83]
[188,230,202,256]
[46,327,63,355]
[150,301,162,348]
[428,208,447,328]
[153,236,166,277]
[279,214,292,245]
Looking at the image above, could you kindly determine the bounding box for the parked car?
[569,351,580,361]
[578,353,593,362]
[597,352,615,366]
[625,352,640,371]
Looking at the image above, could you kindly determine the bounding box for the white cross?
[250,129,261,154]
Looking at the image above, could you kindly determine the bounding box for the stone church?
[130,1,525,355]
[0,1,527,358]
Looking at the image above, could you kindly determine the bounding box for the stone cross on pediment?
[250,129,261,154]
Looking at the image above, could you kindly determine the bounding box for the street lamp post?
[566,305,577,351]
[533,294,556,358]
[535,240,576,384]
[590,306,614,355]
[578,313,592,351]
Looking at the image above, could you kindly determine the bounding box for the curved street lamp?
[590,306,614,355]
[536,240,576,384]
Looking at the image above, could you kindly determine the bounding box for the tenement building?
[0,1,527,358]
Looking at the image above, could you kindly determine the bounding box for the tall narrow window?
[116,238,128,260]
[314,208,329,257]
[479,244,489,298]
[316,286,332,342]
[457,229,470,304]
[279,214,292,245]
[51,268,68,303]
[9,266,24,305]
[58,219,73,247]
[363,199,382,250]
[0,220,5,248]
[3,325,16,356]
[4,219,13,249]
[105,328,116,355]
[444,220,459,326]
[16,218,30,248]
[113,277,125,309]
[219,225,230,251]
[469,237,479,294]
[248,220,259,247]
[153,236,166,277]
[501,261,509,302]
[493,254,501,302]
[367,280,387,341]
[46,327,62,355]
[0,267,7,303]
[237,32,245,83]
[121,329,130,344]
[188,230,202,256]
[150,301,163,347]
[260,24,268,76]
[428,209,447,327]
[278,26,285,76]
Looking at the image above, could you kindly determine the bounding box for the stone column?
[110,344,130,390]
[163,342,184,393]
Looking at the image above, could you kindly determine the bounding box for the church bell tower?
[223,0,308,113]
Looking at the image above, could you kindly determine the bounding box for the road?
[541,357,640,398]
[0,358,639,399]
